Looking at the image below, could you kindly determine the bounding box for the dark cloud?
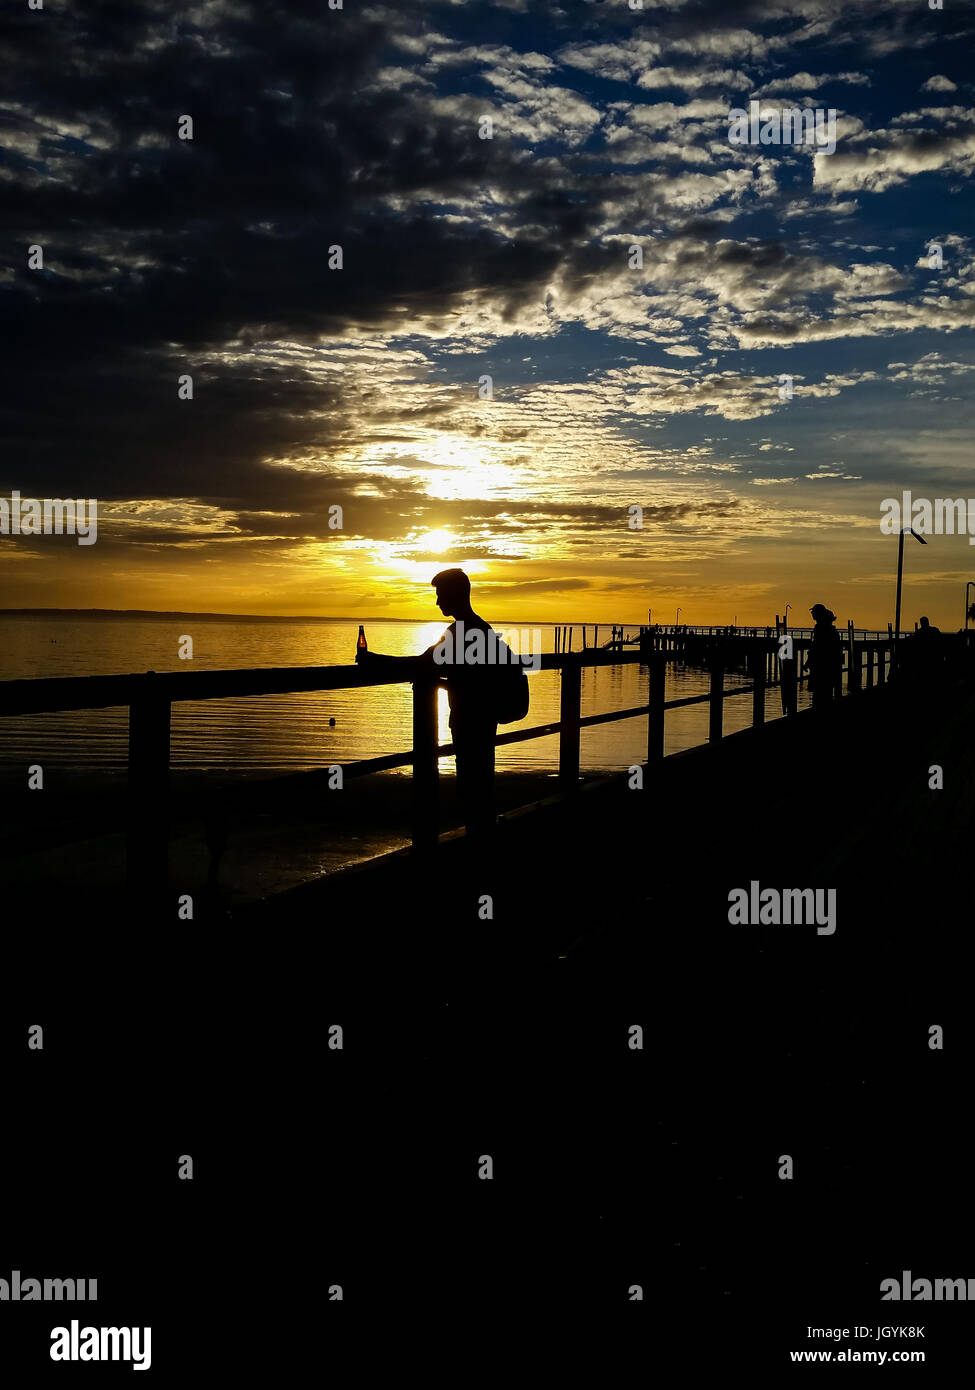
[1,0,566,508]
[478,576,591,596]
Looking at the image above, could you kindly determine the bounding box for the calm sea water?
[0,614,808,776]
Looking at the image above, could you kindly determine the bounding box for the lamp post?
[894,526,926,671]
[675,606,681,632]
[784,603,792,633]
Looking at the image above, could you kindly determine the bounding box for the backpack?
[494,666,530,724]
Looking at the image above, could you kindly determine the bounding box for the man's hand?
[356,649,428,675]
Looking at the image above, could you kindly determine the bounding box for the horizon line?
[0,606,648,626]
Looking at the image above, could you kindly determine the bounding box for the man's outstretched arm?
[355,647,439,678]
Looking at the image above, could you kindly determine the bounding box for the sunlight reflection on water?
[0,615,808,774]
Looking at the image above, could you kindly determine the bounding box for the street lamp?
[894,526,926,670]
[784,603,792,631]
[675,606,681,632]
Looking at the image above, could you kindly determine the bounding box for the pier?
[2,626,970,928]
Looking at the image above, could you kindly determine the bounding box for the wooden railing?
[0,640,884,893]
[650,624,898,639]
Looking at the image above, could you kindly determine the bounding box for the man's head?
[809,603,836,624]
[919,615,930,629]
[432,568,472,617]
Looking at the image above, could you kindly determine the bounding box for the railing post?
[848,642,862,695]
[752,644,766,727]
[780,653,797,716]
[877,643,887,686]
[559,654,582,790]
[708,659,724,744]
[126,673,171,897]
[411,675,440,852]
[647,651,666,763]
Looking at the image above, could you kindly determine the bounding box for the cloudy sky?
[3,0,975,623]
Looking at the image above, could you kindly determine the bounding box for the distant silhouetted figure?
[907,614,943,677]
[805,604,844,708]
[357,569,518,843]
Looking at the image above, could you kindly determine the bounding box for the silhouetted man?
[909,614,943,675]
[356,569,505,842]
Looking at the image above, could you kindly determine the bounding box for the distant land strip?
[0,608,426,624]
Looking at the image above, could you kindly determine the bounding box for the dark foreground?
[239,669,973,1364]
[4,672,974,1373]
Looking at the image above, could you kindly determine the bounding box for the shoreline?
[3,767,573,907]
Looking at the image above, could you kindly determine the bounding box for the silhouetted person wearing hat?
[805,604,844,708]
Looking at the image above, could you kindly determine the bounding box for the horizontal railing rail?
[0,648,646,717]
[647,624,900,639]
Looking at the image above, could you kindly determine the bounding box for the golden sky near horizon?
[4,468,974,630]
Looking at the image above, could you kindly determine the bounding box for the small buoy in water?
[329,717,336,727]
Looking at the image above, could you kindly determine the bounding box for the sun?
[420,528,456,553]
